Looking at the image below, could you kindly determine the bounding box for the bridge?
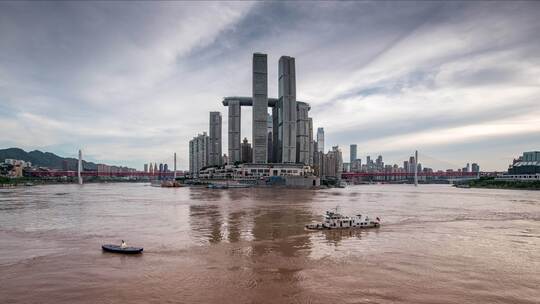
[26,170,185,178]
[340,151,486,183]
[342,172,481,178]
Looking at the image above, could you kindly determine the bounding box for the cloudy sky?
[1,1,539,171]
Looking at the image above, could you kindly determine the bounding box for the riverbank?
[462,177,540,190]
[0,176,147,187]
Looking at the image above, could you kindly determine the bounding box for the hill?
[0,147,98,170]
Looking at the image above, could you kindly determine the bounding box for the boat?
[207,182,251,189]
[306,208,381,230]
[102,244,143,254]
[207,183,227,189]
[226,183,250,188]
[160,180,184,187]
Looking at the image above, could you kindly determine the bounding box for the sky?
[0,1,539,171]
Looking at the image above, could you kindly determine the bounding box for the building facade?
[241,137,253,163]
[350,144,357,163]
[252,53,268,164]
[308,117,314,166]
[221,54,312,167]
[228,100,241,163]
[189,132,209,177]
[317,128,325,153]
[267,113,273,163]
[296,101,310,165]
[209,111,222,166]
[277,56,297,163]
[507,151,540,174]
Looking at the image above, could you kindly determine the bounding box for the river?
[0,183,538,303]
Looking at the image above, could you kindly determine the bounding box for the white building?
[189,132,209,177]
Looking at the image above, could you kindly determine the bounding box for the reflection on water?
[0,184,539,303]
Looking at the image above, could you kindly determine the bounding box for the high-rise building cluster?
[314,145,343,179]
[222,54,316,166]
[343,145,484,175]
[188,53,336,181]
[143,161,170,175]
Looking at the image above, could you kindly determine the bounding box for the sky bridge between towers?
[222,97,308,108]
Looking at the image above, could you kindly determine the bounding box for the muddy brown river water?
[0,183,539,303]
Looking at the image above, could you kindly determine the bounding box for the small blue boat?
[102,244,143,254]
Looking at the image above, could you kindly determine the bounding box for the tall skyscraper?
[143,163,148,172]
[350,144,357,162]
[189,132,209,177]
[317,128,325,153]
[308,117,314,166]
[228,100,241,163]
[209,111,222,166]
[278,56,297,163]
[252,53,268,164]
[296,102,310,164]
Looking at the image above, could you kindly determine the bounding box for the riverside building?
[189,132,209,177]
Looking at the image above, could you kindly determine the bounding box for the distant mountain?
[0,147,98,170]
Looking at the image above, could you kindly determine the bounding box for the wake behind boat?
[306,208,381,230]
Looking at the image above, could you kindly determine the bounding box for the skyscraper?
[252,53,268,164]
[143,163,148,172]
[350,144,357,162]
[296,102,310,164]
[278,55,297,163]
[241,137,253,163]
[228,100,241,163]
[317,128,325,153]
[209,111,222,166]
[409,156,416,173]
[189,132,209,177]
[308,117,314,166]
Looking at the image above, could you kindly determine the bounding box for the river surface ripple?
[0,184,539,303]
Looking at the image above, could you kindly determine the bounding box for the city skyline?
[1,2,540,171]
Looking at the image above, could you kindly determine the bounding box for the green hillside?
[0,148,98,170]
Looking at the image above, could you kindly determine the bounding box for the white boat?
[306,208,380,230]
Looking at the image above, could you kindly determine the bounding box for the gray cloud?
[1,1,539,171]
